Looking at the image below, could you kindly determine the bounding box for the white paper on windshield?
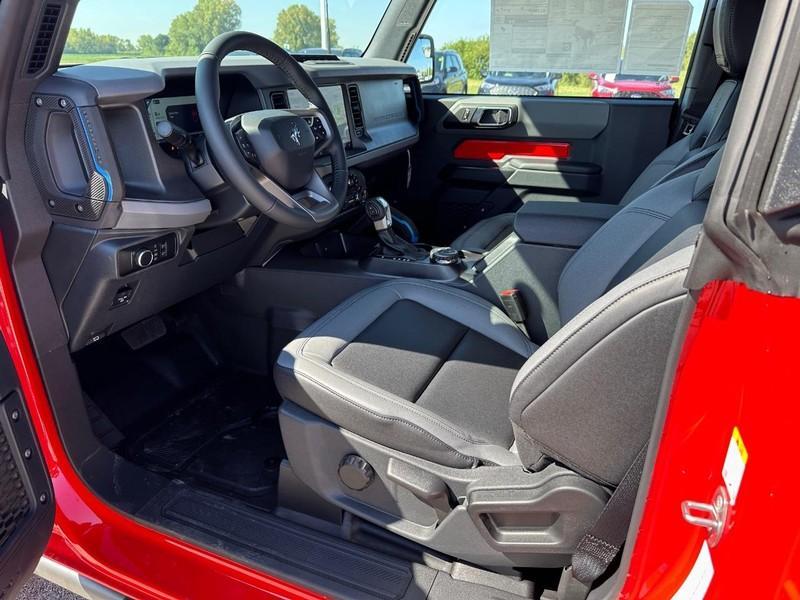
[489,0,628,73]
[622,0,693,75]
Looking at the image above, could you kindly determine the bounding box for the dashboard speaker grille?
[27,4,62,75]
[347,84,364,135]
[270,91,288,109]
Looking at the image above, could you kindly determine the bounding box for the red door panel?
[622,280,800,599]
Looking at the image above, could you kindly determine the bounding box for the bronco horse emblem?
[290,122,302,146]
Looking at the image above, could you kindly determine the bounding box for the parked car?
[589,72,679,98]
[478,71,559,96]
[420,50,468,94]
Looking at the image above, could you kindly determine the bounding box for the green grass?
[60,52,139,65]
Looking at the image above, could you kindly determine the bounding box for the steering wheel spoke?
[226,116,260,166]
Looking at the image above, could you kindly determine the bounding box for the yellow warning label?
[732,426,748,464]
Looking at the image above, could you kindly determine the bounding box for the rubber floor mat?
[127,375,266,471]
[185,412,283,509]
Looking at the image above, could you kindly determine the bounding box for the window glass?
[63,0,391,65]
[414,0,704,98]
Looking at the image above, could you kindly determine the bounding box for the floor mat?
[124,372,284,509]
[185,411,283,509]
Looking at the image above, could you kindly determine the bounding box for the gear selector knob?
[364,197,393,231]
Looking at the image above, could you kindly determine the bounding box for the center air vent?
[347,84,365,137]
[270,91,289,109]
[27,4,62,75]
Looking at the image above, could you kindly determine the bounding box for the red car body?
[590,73,678,98]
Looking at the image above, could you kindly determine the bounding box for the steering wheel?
[195,31,348,228]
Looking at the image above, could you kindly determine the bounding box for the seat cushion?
[275,279,536,467]
[451,213,515,252]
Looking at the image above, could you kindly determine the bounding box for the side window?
[410,0,703,98]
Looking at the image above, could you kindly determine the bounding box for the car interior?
[0,0,768,597]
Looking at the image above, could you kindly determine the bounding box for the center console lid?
[514,201,620,248]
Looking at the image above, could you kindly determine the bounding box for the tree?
[65,28,134,54]
[138,34,170,57]
[165,0,241,56]
[441,36,489,80]
[272,4,339,52]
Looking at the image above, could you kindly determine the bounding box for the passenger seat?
[451,0,763,253]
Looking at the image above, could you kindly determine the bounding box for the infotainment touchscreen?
[286,85,351,144]
[146,96,200,140]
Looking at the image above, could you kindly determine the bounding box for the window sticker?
[489,0,629,73]
[622,0,693,74]
[721,426,748,505]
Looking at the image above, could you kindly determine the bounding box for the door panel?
[0,328,54,596]
[408,95,675,244]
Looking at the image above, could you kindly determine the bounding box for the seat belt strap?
[558,444,648,600]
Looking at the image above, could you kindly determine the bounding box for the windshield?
[62,0,391,65]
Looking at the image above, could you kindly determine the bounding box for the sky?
[71,0,707,52]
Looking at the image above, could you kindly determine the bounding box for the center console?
[357,197,484,282]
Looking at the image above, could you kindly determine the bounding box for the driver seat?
[274,150,722,568]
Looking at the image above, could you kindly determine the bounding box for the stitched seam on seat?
[386,280,536,355]
[514,266,689,403]
[412,325,470,403]
[557,208,670,294]
[299,283,401,359]
[513,292,685,485]
[286,366,478,466]
[305,358,503,447]
[301,280,534,359]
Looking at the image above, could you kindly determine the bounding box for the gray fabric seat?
[450,0,762,254]
[276,149,723,486]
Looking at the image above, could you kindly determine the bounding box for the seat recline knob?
[338,454,375,491]
[430,247,461,265]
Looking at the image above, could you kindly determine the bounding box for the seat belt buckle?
[500,289,526,323]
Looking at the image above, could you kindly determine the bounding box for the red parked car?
[589,72,680,98]
[0,0,797,599]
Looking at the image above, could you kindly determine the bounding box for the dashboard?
[29,55,420,351]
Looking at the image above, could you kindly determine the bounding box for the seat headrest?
[714,0,766,78]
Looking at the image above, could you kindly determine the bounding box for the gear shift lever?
[364,197,428,259]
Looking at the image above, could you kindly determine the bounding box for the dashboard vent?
[347,84,365,136]
[270,91,289,110]
[27,4,61,75]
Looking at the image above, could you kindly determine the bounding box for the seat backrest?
[619,0,764,206]
[509,150,723,486]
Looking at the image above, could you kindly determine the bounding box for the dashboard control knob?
[430,247,460,265]
[134,249,154,268]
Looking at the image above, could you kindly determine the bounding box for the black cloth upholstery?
[275,280,535,468]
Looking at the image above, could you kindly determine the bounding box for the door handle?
[472,106,514,128]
